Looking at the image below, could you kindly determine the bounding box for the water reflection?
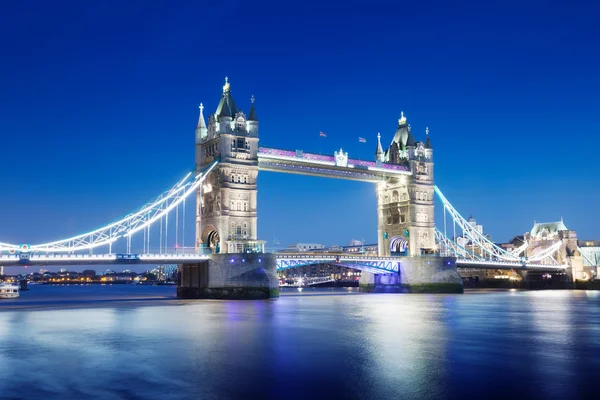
[0,287,598,399]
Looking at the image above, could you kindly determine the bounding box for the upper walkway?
[257,147,411,182]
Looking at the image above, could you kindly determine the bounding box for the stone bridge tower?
[195,78,265,254]
[376,113,435,257]
[525,220,587,281]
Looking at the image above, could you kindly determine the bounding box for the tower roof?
[248,95,257,121]
[215,77,238,118]
[391,111,411,147]
[530,220,568,237]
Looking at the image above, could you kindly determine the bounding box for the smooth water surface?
[1,285,599,399]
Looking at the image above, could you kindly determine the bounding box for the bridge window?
[237,138,245,148]
[243,201,248,211]
[231,174,234,182]
[236,225,242,235]
[392,191,399,202]
[402,193,407,201]
[231,222,235,235]
[384,195,389,203]
[392,215,399,224]
[387,217,392,225]
[400,215,405,223]
[423,192,428,201]
[243,222,247,236]
[243,175,248,184]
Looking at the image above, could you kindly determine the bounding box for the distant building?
[283,243,325,252]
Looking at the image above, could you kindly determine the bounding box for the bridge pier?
[520,268,572,290]
[177,253,279,299]
[359,256,463,293]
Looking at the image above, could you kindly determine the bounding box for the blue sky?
[1,0,599,274]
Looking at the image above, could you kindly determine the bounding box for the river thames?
[0,286,598,399]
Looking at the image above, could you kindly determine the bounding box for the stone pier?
[177,253,279,300]
[359,256,463,293]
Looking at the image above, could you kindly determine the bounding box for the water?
[1,285,599,400]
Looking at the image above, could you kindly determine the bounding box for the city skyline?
[1,1,599,262]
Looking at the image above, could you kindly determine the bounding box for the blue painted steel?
[275,258,399,273]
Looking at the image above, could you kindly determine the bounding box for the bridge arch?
[201,225,220,253]
[389,236,408,255]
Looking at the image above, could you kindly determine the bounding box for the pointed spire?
[248,95,258,121]
[425,126,432,149]
[223,76,230,93]
[196,102,208,141]
[216,76,237,119]
[398,111,407,126]
[197,103,206,128]
[375,132,384,162]
[405,123,416,147]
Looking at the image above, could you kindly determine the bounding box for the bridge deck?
[0,252,564,271]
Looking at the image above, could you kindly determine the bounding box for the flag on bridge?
[358,137,367,143]
[319,131,327,137]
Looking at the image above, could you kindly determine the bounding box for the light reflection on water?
[0,286,599,399]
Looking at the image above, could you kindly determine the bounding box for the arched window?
[230,222,235,235]
[243,202,248,211]
[384,195,389,204]
[392,191,399,202]
[236,224,242,235]
[243,222,247,236]
[243,176,248,184]
[423,192,428,201]
[402,193,408,201]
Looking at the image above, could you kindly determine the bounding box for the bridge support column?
[359,256,463,293]
[177,253,279,299]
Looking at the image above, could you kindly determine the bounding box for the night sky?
[1,0,599,273]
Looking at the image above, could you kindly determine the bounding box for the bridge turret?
[195,103,208,143]
[247,95,258,136]
[375,132,384,162]
[425,127,432,149]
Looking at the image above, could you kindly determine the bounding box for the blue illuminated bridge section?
[275,254,565,272]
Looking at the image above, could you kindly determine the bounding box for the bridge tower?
[525,220,587,281]
[376,114,435,257]
[195,78,265,254]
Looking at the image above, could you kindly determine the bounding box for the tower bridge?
[0,78,588,298]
